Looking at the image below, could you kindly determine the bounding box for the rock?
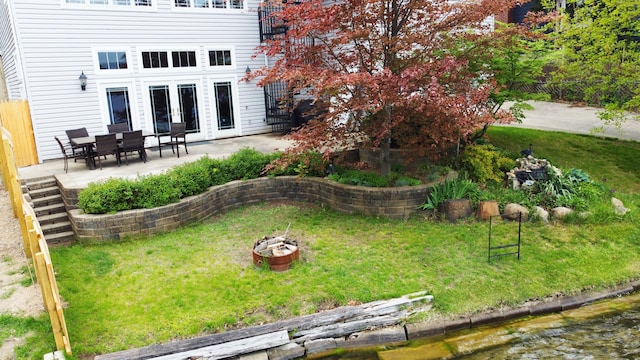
[477,200,500,220]
[611,197,629,216]
[551,207,573,219]
[440,199,473,222]
[532,206,549,223]
[267,342,305,360]
[503,203,529,221]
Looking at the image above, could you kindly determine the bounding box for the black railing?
[488,212,522,263]
[258,3,287,42]
[263,81,293,132]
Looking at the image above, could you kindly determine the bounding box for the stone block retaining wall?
[67,176,431,242]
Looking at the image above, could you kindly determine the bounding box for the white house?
[0,0,272,162]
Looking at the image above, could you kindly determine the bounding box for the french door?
[211,79,241,138]
[145,79,204,141]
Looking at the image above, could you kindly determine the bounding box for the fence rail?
[1,120,72,355]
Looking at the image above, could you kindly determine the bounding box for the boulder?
[532,206,549,223]
[611,197,629,216]
[477,200,500,220]
[503,203,529,221]
[551,207,574,219]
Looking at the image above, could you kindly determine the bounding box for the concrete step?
[34,203,67,217]
[24,177,57,191]
[38,212,70,226]
[41,221,73,235]
[31,194,63,208]
[29,186,61,199]
[44,231,76,246]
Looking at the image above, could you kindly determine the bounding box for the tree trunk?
[380,137,391,177]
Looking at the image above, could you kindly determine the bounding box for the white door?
[211,79,241,138]
[144,79,205,142]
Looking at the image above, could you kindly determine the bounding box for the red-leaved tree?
[252,0,523,176]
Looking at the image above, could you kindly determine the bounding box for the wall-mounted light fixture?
[79,71,87,91]
[245,66,251,75]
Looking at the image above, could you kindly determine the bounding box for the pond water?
[318,293,640,360]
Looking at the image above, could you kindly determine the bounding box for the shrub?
[133,174,181,209]
[167,157,213,197]
[78,178,137,214]
[460,144,514,184]
[226,148,277,180]
[420,178,480,210]
[329,170,390,187]
[265,151,328,177]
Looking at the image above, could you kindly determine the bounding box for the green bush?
[77,150,277,214]
[78,178,137,214]
[460,144,514,184]
[133,174,181,209]
[420,178,480,210]
[225,148,278,180]
[167,157,213,197]
[329,170,390,187]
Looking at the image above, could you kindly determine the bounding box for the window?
[106,87,132,130]
[172,51,197,67]
[142,51,169,69]
[65,0,152,6]
[208,50,232,66]
[214,82,234,130]
[172,0,244,9]
[98,52,128,70]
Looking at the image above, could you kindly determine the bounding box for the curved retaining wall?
[68,176,431,242]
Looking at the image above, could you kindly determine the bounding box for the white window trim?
[207,74,242,137]
[96,79,141,133]
[205,46,237,71]
[61,0,158,11]
[137,47,201,73]
[170,0,247,11]
[92,48,134,74]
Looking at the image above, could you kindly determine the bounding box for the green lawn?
[21,128,640,359]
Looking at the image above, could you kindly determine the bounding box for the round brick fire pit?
[252,236,299,271]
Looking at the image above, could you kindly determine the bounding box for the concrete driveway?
[502,101,640,142]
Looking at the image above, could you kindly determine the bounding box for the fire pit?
[252,236,299,271]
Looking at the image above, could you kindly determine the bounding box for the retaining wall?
[67,176,431,242]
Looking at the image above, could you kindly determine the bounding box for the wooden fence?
[0,100,38,166]
[1,126,72,355]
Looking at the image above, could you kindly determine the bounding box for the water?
[457,306,640,359]
[319,294,640,360]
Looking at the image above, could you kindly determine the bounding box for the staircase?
[22,176,75,246]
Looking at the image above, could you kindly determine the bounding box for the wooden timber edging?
[93,283,640,360]
[66,176,432,242]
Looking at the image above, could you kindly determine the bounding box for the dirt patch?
[0,183,45,359]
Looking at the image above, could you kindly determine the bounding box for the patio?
[18,133,293,189]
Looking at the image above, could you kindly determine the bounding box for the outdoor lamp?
[79,71,87,91]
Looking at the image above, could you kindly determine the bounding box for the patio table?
[71,130,155,170]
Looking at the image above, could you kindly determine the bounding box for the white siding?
[0,0,26,99]
[8,0,270,161]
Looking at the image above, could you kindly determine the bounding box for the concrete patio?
[18,133,293,189]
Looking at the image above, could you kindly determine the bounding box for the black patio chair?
[65,127,89,161]
[54,136,86,173]
[119,130,147,165]
[158,122,188,158]
[107,123,130,134]
[93,133,121,170]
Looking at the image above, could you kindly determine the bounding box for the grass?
[10,127,640,359]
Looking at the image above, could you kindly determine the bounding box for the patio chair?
[119,130,147,165]
[158,122,188,158]
[65,127,89,161]
[93,133,121,170]
[107,123,130,134]
[54,136,86,173]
